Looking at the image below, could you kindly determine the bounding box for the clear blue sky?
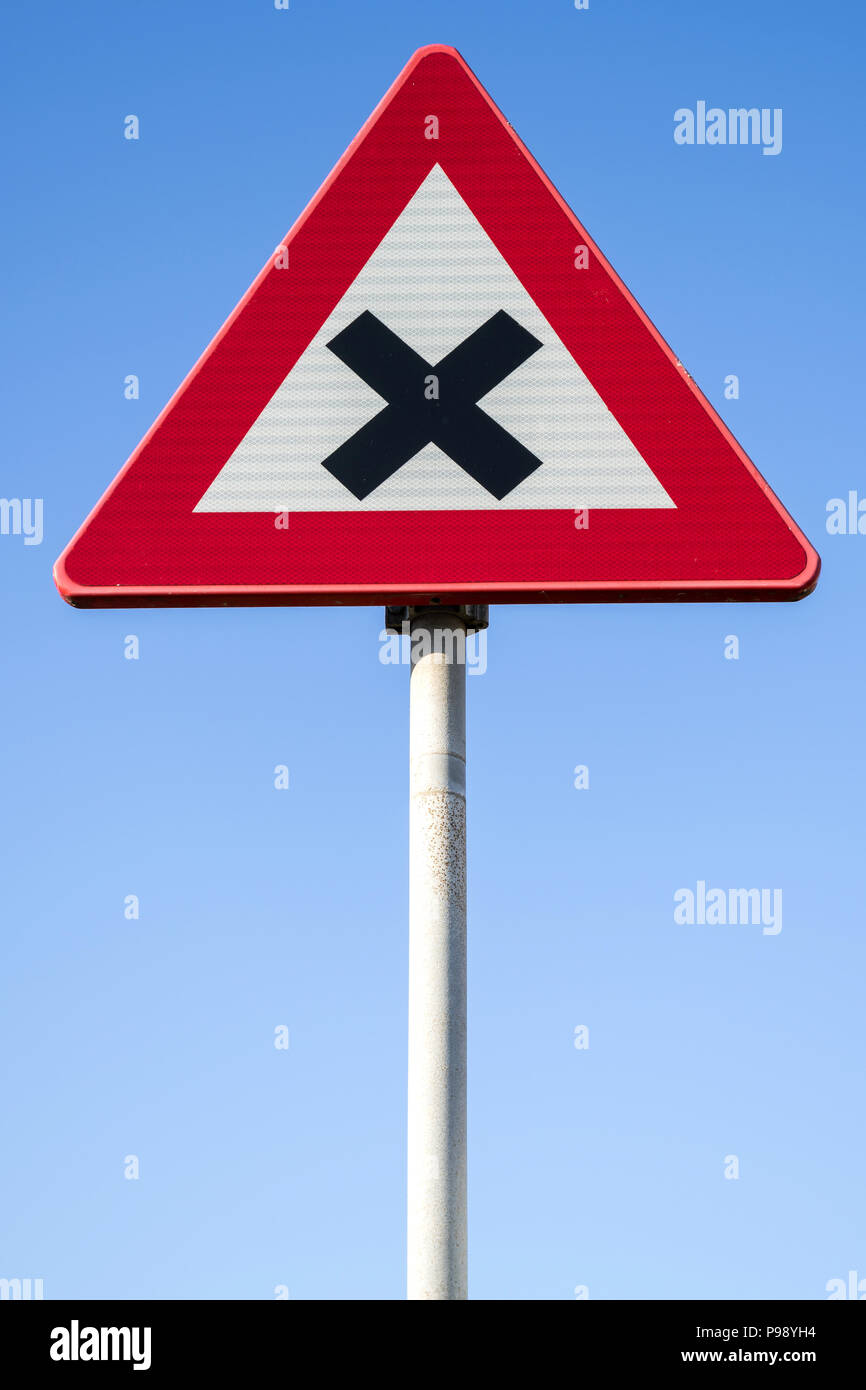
[1,0,863,1300]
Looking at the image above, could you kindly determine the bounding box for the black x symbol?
[321,310,544,500]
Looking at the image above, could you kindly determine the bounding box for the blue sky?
[1,0,864,1300]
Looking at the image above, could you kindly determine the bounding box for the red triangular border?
[55,44,819,607]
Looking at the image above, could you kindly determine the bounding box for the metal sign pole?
[388,603,487,1300]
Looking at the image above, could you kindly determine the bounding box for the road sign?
[54,43,819,605]
[53,43,821,1303]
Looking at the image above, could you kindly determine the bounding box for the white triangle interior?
[194,165,674,513]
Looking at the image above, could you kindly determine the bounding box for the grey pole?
[387,604,487,1300]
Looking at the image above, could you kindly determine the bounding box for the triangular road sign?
[55,44,819,607]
